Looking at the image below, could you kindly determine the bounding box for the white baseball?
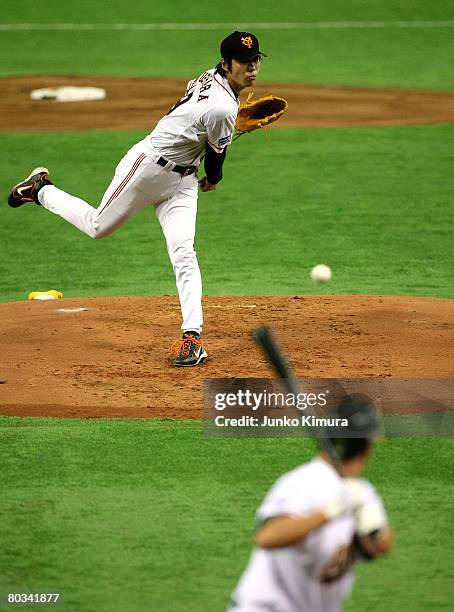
[310,264,332,283]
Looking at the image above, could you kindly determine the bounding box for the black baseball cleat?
[173,332,208,367]
[8,167,52,208]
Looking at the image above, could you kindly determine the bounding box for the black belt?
[157,156,197,177]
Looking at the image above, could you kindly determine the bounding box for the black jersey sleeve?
[204,143,227,185]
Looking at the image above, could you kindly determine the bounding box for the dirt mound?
[2,75,454,131]
[0,295,452,419]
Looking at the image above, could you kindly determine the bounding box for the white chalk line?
[1,21,454,31]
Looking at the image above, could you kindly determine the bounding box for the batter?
[229,397,393,612]
[8,31,266,367]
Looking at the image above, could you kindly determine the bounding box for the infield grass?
[0,418,453,612]
[1,125,453,302]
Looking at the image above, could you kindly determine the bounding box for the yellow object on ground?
[28,290,63,301]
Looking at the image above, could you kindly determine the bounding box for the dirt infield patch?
[2,75,454,131]
[0,295,452,419]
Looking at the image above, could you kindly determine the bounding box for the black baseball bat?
[253,325,344,475]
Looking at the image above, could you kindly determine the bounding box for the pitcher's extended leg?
[38,151,151,239]
[155,177,203,334]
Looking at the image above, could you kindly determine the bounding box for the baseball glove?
[235,94,288,136]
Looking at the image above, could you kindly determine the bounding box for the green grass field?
[1,1,453,610]
[1,125,453,301]
[1,1,454,88]
[1,419,453,612]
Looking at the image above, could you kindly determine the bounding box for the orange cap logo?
[241,36,253,49]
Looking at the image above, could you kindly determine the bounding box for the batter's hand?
[323,479,365,521]
[355,501,387,536]
[198,176,217,192]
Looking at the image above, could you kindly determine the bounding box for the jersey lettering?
[198,71,213,85]
[166,91,194,116]
[196,72,213,98]
[320,543,355,583]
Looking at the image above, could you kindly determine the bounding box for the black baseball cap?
[220,31,267,62]
[323,394,380,460]
[329,394,379,438]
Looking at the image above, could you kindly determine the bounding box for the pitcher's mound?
[0,295,452,419]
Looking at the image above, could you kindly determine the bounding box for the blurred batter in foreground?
[229,396,393,612]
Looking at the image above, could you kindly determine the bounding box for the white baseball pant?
[38,143,203,333]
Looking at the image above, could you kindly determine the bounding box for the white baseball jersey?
[38,66,241,336]
[230,457,387,612]
[146,68,240,166]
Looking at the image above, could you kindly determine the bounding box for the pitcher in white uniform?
[8,31,266,367]
[229,396,393,612]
